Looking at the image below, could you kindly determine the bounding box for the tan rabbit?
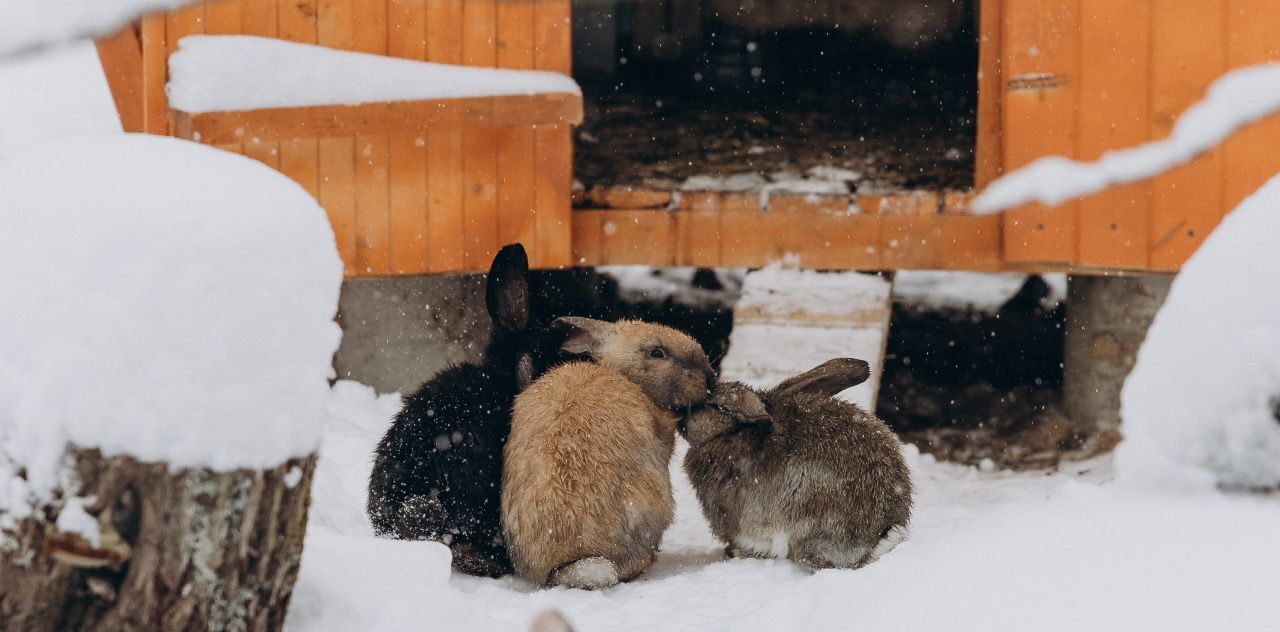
[502,317,715,589]
[682,358,912,570]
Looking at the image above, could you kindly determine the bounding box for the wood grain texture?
[0,447,314,632]
[1000,0,1081,265]
[1075,0,1151,269]
[95,25,146,133]
[1148,0,1226,270]
[975,0,1004,188]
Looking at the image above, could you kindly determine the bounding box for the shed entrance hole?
[571,0,979,197]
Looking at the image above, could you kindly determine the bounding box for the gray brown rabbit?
[682,358,912,570]
[502,317,715,589]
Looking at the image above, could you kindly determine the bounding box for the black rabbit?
[367,243,557,577]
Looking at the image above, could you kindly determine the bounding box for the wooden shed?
[94,0,1280,276]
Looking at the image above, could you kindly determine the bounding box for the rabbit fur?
[682,358,913,570]
[502,317,716,589]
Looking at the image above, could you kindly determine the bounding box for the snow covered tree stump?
[0,447,316,631]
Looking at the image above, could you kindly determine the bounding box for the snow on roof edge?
[167,35,581,114]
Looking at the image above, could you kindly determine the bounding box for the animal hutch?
[93,0,1280,277]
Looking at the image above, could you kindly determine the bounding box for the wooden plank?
[277,0,319,201]
[388,0,430,274]
[496,0,539,255]
[204,0,243,34]
[389,135,430,274]
[533,125,574,268]
[460,0,499,270]
[240,0,280,173]
[95,25,146,133]
[1224,0,1280,218]
[388,0,427,60]
[674,209,722,267]
[170,93,583,143]
[317,0,357,51]
[975,0,1004,188]
[426,0,464,63]
[350,0,390,275]
[166,3,206,56]
[319,137,358,275]
[426,131,467,272]
[1000,0,1081,266]
[534,0,572,74]
[354,135,392,275]
[279,0,318,42]
[532,1,575,270]
[1075,0,1151,269]
[571,211,604,267]
[598,211,676,266]
[139,14,168,134]
[792,215,882,270]
[497,127,539,253]
[425,0,465,273]
[1148,0,1226,270]
[242,0,279,36]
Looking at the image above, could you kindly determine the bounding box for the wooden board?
[1147,0,1226,270]
[95,25,146,133]
[1075,0,1151,269]
[1000,0,1081,266]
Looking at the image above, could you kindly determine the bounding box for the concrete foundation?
[1063,274,1173,429]
[333,274,493,396]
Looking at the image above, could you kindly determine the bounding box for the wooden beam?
[95,24,146,133]
[171,92,584,144]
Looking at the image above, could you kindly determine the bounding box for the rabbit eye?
[648,346,668,359]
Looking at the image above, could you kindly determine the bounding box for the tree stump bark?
[0,446,316,631]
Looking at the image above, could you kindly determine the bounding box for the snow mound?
[0,0,192,57]
[0,134,343,505]
[168,35,581,113]
[0,40,121,158]
[974,62,1280,213]
[290,384,1280,631]
[1118,174,1280,489]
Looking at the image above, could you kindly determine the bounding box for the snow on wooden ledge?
[167,35,581,114]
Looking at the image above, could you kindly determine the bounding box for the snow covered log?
[0,448,315,631]
[0,135,344,630]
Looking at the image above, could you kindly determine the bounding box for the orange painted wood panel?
[427,131,467,272]
[389,136,430,274]
[571,211,604,267]
[975,0,1004,188]
[426,0,464,63]
[317,0,357,51]
[354,135,392,275]
[460,0,500,269]
[139,14,168,134]
[599,211,676,267]
[1075,0,1151,269]
[1148,0,1226,270]
[497,0,539,255]
[1001,0,1081,265]
[95,25,146,133]
[675,210,722,268]
[1224,0,1280,215]
[388,0,430,274]
[166,3,206,55]
[793,215,882,270]
[242,0,278,36]
[204,0,243,34]
[534,0,572,74]
[533,125,574,268]
[319,137,358,275]
[277,0,320,201]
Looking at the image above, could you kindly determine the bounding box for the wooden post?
[0,447,315,631]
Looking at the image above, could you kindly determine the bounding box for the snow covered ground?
[292,382,1280,632]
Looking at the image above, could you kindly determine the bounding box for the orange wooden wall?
[985,0,1280,272]
[118,0,574,276]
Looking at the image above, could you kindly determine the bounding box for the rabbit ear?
[550,317,611,355]
[486,243,530,334]
[771,358,871,400]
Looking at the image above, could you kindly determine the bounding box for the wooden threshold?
[172,92,584,144]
